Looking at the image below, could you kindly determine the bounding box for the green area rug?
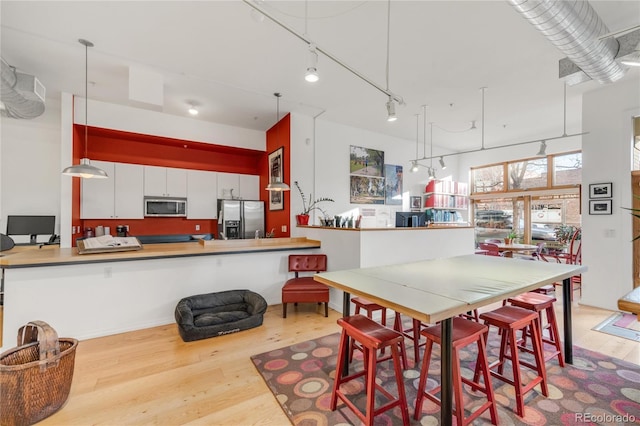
[593,312,640,342]
[251,330,640,425]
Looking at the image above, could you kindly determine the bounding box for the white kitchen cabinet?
[81,161,144,219]
[187,170,218,219]
[239,174,260,200]
[217,172,240,200]
[144,166,187,197]
[217,172,260,200]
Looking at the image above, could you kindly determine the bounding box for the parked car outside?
[475,223,557,242]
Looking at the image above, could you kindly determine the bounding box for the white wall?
[581,77,640,311]
[290,117,460,232]
[1,98,63,243]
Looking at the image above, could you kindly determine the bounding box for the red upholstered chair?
[282,254,329,318]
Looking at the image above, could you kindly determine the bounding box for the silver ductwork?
[508,0,627,84]
[0,57,46,119]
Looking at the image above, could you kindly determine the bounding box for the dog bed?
[175,289,267,342]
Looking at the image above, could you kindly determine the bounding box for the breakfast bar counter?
[0,237,321,268]
[0,238,321,351]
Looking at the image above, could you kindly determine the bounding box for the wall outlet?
[195,224,200,231]
[282,225,287,233]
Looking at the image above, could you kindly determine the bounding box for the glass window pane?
[508,158,547,190]
[474,199,513,243]
[553,152,582,186]
[472,165,504,193]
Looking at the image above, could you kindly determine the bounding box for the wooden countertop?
[298,225,472,231]
[0,237,321,269]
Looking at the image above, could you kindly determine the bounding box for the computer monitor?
[6,215,56,244]
[395,211,426,228]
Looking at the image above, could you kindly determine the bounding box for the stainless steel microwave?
[144,197,187,217]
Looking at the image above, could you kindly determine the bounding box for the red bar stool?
[414,317,498,425]
[330,314,410,426]
[350,297,389,362]
[508,291,564,367]
[474,305,549,417]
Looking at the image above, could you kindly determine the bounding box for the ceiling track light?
[620,51,640,67]
[242,0,404,110]
[537,140,547,156]
[439,156,447,170]
[417,84,588,162]
[305,45,319,83]
[62,39,108,179]
[265,92,290,192]
[386,97,397,122]
[188,104,198,115]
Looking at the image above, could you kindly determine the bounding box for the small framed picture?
[589,182,612,199]
[410,196,422,210]
[589,199,612,215]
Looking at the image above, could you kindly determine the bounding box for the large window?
[471,164,504,193]
[508,158,548,190]
[471,151,581,194]
[471,151,581,245]
[553,152,582,186]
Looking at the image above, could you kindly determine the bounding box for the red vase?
[296,214,310,226]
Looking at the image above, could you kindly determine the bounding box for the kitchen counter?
[0,237,322,351]
[297,225,472,231]
[0,237,321,269]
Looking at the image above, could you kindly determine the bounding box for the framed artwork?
[349,145,384,177]
[589,199,612,215]
[589,182,612,199]
[384,164,403,205]
[410,196,421,210]
[268,147,284,211]
[349,175,385,204]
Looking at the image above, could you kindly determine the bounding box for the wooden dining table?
[314,254,586,426]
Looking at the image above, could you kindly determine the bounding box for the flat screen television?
[6,215,56,244]
[395,211,426,228]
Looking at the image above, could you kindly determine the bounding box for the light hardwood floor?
[33,296,639,425]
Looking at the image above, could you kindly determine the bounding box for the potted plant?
[505,230,517,245]
[294,181,334,226]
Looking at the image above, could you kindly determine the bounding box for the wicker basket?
[0,321,78,426]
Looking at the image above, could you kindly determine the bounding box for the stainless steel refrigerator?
[217,200,265,239]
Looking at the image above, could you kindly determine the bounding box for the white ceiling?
[1,1,639,154]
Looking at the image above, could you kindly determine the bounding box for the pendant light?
[62,39,108,179]
[265,93,290,191]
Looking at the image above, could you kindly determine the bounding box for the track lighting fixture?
[188,105,198,115]
[62,39,108,179]
[305,46,319,83]
[536,140,547,156]
[620,51,640,67]
[386,97,397,122]
[439,156,447,170]
[410,160,419,173]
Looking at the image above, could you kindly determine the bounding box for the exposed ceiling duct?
[508,0,627,85]
[0,57,46,119]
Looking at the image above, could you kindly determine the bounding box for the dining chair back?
[281,254,330,318]
[478,243,501,257]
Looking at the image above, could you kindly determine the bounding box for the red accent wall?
[70,124,290,244]
[262,114,291,238]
